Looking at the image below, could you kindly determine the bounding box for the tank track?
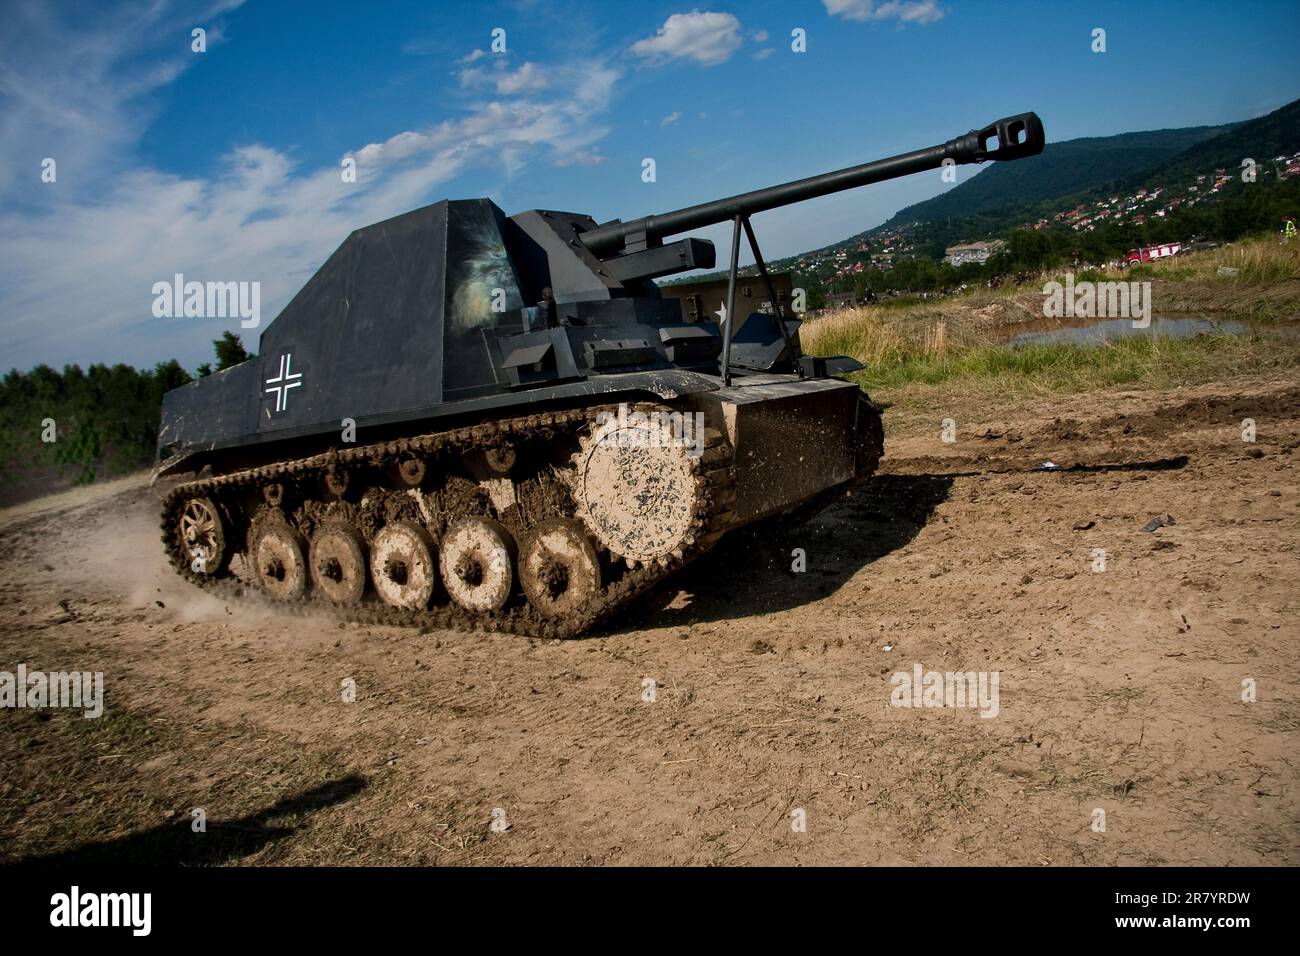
[159,405,736,638]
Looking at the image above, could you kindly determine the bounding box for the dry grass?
[799,308,917,367]
[798,237,1300,409]
[1125,235,1300,284]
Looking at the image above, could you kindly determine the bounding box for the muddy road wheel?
[518,519,601,619]
[370,521,438,610]
[441,517,516,613]
[310,523,368,604]
[253,523,309,600]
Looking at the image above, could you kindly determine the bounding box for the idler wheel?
[310,523,368,604]
[370,521,438,610]
[518,519,601,619]
[440,517,516,613]
[253,523,309,601]
[178,496,226,575]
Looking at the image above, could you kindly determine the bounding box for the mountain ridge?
[875,123,1237,233]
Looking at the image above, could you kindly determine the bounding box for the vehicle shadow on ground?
[606,473,954,632]
[13,775,367,867]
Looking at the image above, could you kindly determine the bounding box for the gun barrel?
[580,112,1044,256]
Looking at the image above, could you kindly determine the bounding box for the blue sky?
[3,0,1298,371]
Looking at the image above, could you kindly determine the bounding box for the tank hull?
[161,382,882,637]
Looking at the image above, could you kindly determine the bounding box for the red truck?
[1125,241,1183,265]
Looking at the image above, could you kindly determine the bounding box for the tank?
[157,112,1045,636]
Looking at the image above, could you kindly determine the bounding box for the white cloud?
[822,0,946,25]
[752,29,769,43]
[459,61,549,96]
[752,48,775,61]
[0,7,621,372]
[0,0,244,202]
[575,65,619,106]
[555,149,607,167]
[496,62,548,95]
[660,111,682,126]
[458,48,488,63]
[629,11,743,66]
[458,66,488,88]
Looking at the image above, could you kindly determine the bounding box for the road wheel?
[518,519,601,619]
[370,521,438,610]
[440,517,516,613]
[310,523,368,604]
[253,523,309,600]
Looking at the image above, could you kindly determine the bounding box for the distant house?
[943,240,1004,266]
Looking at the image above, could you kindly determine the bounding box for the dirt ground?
[1,374,1297,866]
